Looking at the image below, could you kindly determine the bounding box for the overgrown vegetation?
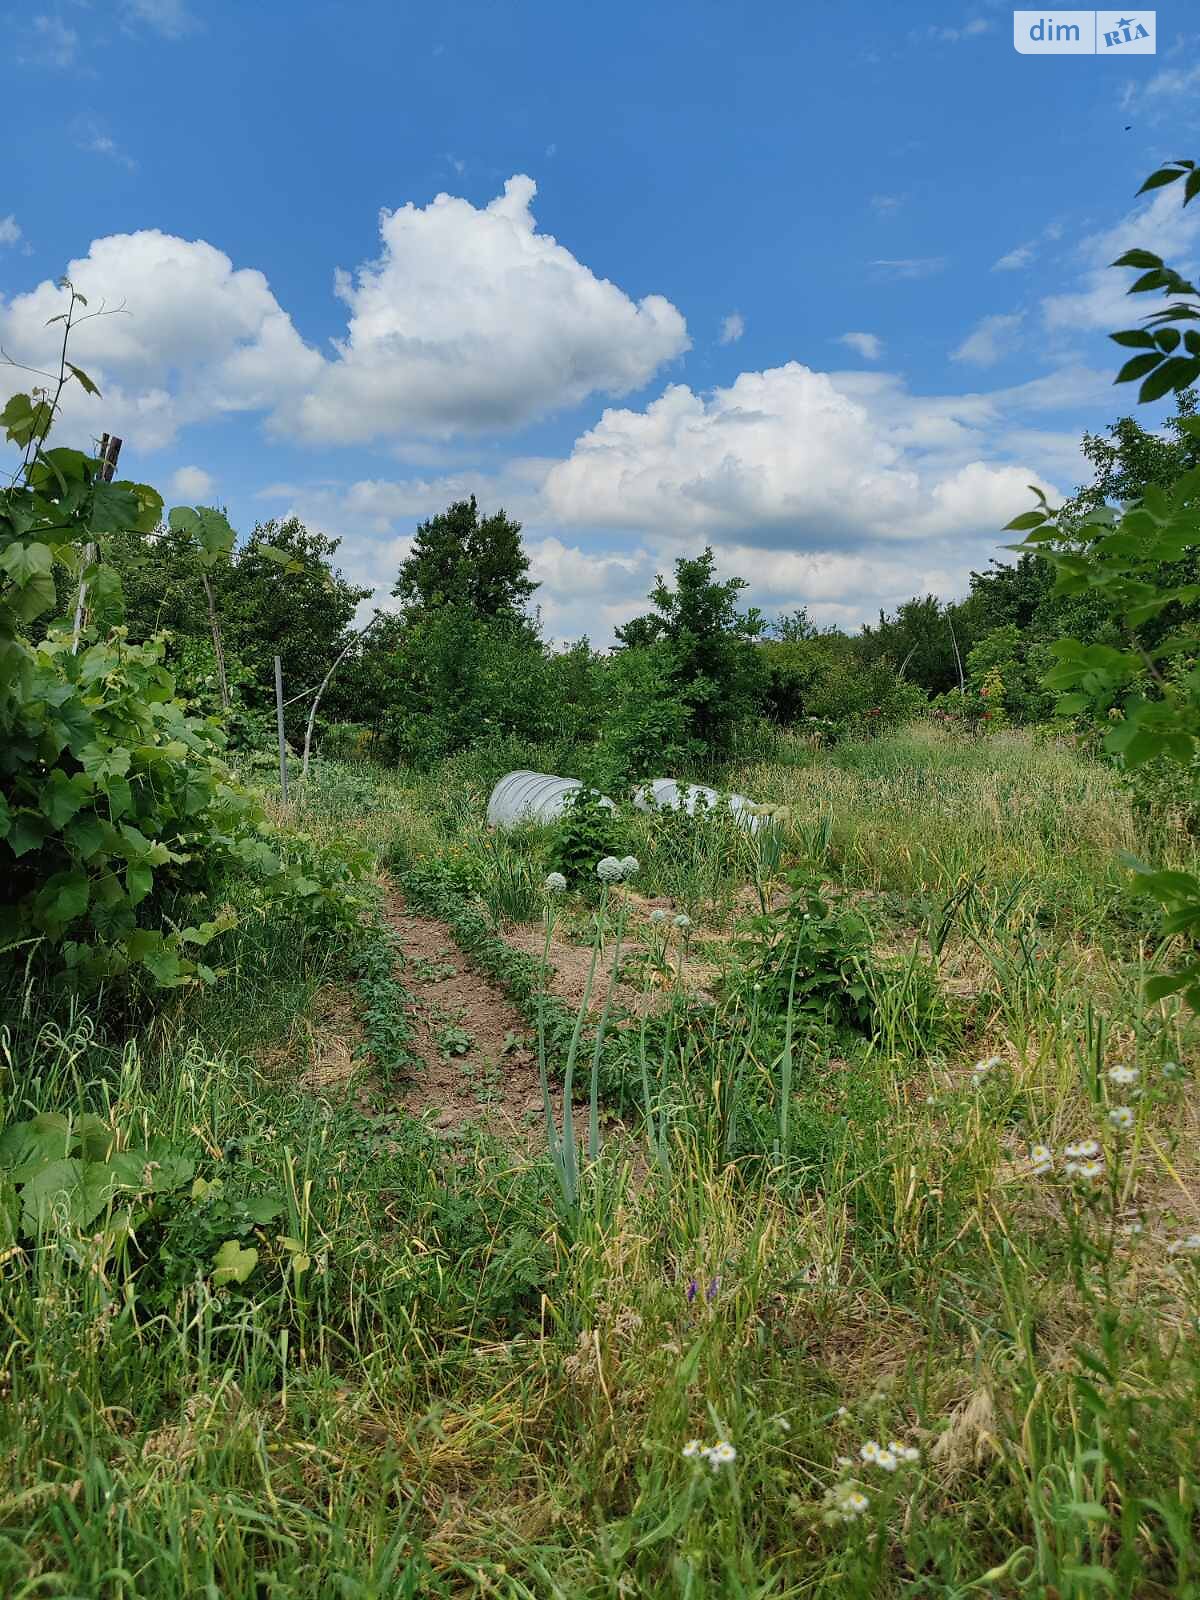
[3,161,1200,1599]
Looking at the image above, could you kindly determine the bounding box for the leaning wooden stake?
[274,654,289,804]
[72,432,122,653]
[300,612,384,785]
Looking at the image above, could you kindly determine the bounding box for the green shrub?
[762,637,924,738]
[593,642,693,787]
[546,786,624,891]
[0,301,364,995]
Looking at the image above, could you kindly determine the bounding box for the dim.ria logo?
[1012,11,1155,53]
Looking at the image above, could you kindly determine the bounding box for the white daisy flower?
[543,871,567,893]
[1030,1144,1054,1176]
[886,1439,919,1463]
[859,1440,881,1463]
[1107,1065,1138,1087]
[1064,1140,1101,1160]
[681,1439,704,1459]
[874,1449,899,1472]
[1108,1106,1134,1132]
[822,1482,870,1523]
[1074,1158,1105,1185]
[707,1440,737,1468]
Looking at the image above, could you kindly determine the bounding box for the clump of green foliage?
[732,867,876,1034]
[615,547,766,758]
[1010,157,1200,1006]
[545,785,624,890]
[0,285,363,993]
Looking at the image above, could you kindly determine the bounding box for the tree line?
[105,390,1200,786]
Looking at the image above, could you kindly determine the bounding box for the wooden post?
[274,654,289,804]
[72,432,123,654]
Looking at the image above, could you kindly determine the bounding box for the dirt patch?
[381,892,564,1141]
[502,923,723,1013]
[502,927,654,1017]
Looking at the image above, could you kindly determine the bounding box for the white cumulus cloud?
[287,175,688,444]
[542,362,1056,552]
[0,230,321,450]
[719,311,745,344]
[0,177,688,455]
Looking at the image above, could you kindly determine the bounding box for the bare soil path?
[381,891,554,1140]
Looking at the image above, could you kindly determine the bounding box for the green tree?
[392,496,537,621]
[221,518,371,740]
[769,606,827,643]
[615,548,765,756]
[857,594,967,696]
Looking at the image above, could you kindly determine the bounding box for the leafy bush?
[0,295,364,994]
[965,625,1057,726]
[378,608,567,765]
[1010,156,1200,1005]
[615,548,766,757]
[545,786,624,891]
[762,637,924,738]
[593,642,693,786]
[730,869,876,1035]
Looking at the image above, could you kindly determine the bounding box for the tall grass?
[4,725,1199,1597]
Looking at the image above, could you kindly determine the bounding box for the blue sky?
[4,0,1200,641]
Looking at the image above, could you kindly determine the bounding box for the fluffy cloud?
[951,311,1024,367]
[719,311,745,345]
[0,216,21,248]
[288,175,687,443]
[1,178,687,454]
[0,230,321,449]
[838,331,883,360]
[542,363,1056,552]
[168,465,215,500]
